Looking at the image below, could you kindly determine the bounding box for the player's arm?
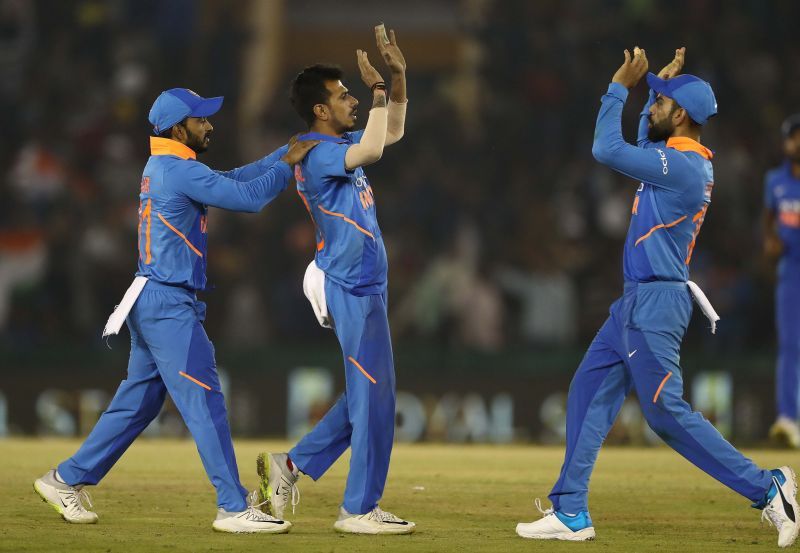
[638,48,685,148]
[214,144,289,181]
[175,140,318,212]
[344,48,388,169]
[591,48,691,190]
[592,81,691,189]
[764,174,783,260]
[375,25,408,146]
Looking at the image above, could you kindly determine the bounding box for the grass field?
[2,439,800,552]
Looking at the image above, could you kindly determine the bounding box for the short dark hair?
[155,119,186,138]
[670,100,700,128]
[290,64,344,127]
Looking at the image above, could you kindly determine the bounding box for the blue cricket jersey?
[136,137,290,290]
[764,161,800,262]
[592,83,715,283]
[294,130,388,296]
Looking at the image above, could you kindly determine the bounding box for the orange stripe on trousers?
[652,371,673,403]
[179,371,212,391]
[347,356,377,384]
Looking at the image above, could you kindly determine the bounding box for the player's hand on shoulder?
[657,47,685,80]
[375,24,406,74]
[356,49,384,90]
[282,137,320,165]
[611,46,649,89]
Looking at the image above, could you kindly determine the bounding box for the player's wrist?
[371,81,387,93]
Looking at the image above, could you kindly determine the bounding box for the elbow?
[592,142,610,164]
[388,129,404,144]
[362,146,384,165]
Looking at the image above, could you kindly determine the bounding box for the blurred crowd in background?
[1,0,798,355]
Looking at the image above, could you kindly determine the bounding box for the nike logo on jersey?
[628,350,637,358]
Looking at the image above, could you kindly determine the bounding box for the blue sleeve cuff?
[606,82,629,102]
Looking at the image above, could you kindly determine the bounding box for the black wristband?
[371,82,387,93]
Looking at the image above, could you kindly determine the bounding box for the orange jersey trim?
[296,189,324,251]
[348,356,377,384]
[652,371,673,403]
[634,215,687,247]
[149,137,197,160]
[157,213,203,257]
[318,205,375,239]
[666,137,713,160]
[143,199,152,264]
[179,371,211,391]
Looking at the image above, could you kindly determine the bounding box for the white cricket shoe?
[333,506,416,535]
[256,452,300,519]
[761,467,799,548]
[212,492,291,534]
[769,418,800,449]
[516,498,595,541]
[33,469,98,524]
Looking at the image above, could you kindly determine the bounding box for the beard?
[647,117,674,143]
[185,128,210,153]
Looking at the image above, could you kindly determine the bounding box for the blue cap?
[148,88,224,134]
[645,73,717,125]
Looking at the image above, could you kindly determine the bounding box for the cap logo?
[186,89,200,97]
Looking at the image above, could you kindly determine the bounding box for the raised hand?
[375,25,406,74]
[356,49,384,89]
[612,46,649,89]
[657,47,686,80]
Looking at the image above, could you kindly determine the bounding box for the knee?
[640,396,692,438]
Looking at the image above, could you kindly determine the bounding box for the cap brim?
[645,72,670,96]
[189,96,224,118]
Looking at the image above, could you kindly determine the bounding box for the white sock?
[54,470,66,484]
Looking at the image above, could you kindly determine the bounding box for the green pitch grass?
[1,439,799,552]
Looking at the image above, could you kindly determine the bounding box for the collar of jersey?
[666,137,713,160]
[298,132,352,144]
[150,137,197,160]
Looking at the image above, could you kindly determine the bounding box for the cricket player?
[765,113,800,449]
[256,26,414,534]
[33,88,318,533]
[516,48,800,548]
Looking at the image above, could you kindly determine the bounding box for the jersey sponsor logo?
[359,183,375,210]
[655,149,669,175]
[779,199,800,228]
[354,175,375,210]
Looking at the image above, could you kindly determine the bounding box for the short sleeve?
[306,142,353,179]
